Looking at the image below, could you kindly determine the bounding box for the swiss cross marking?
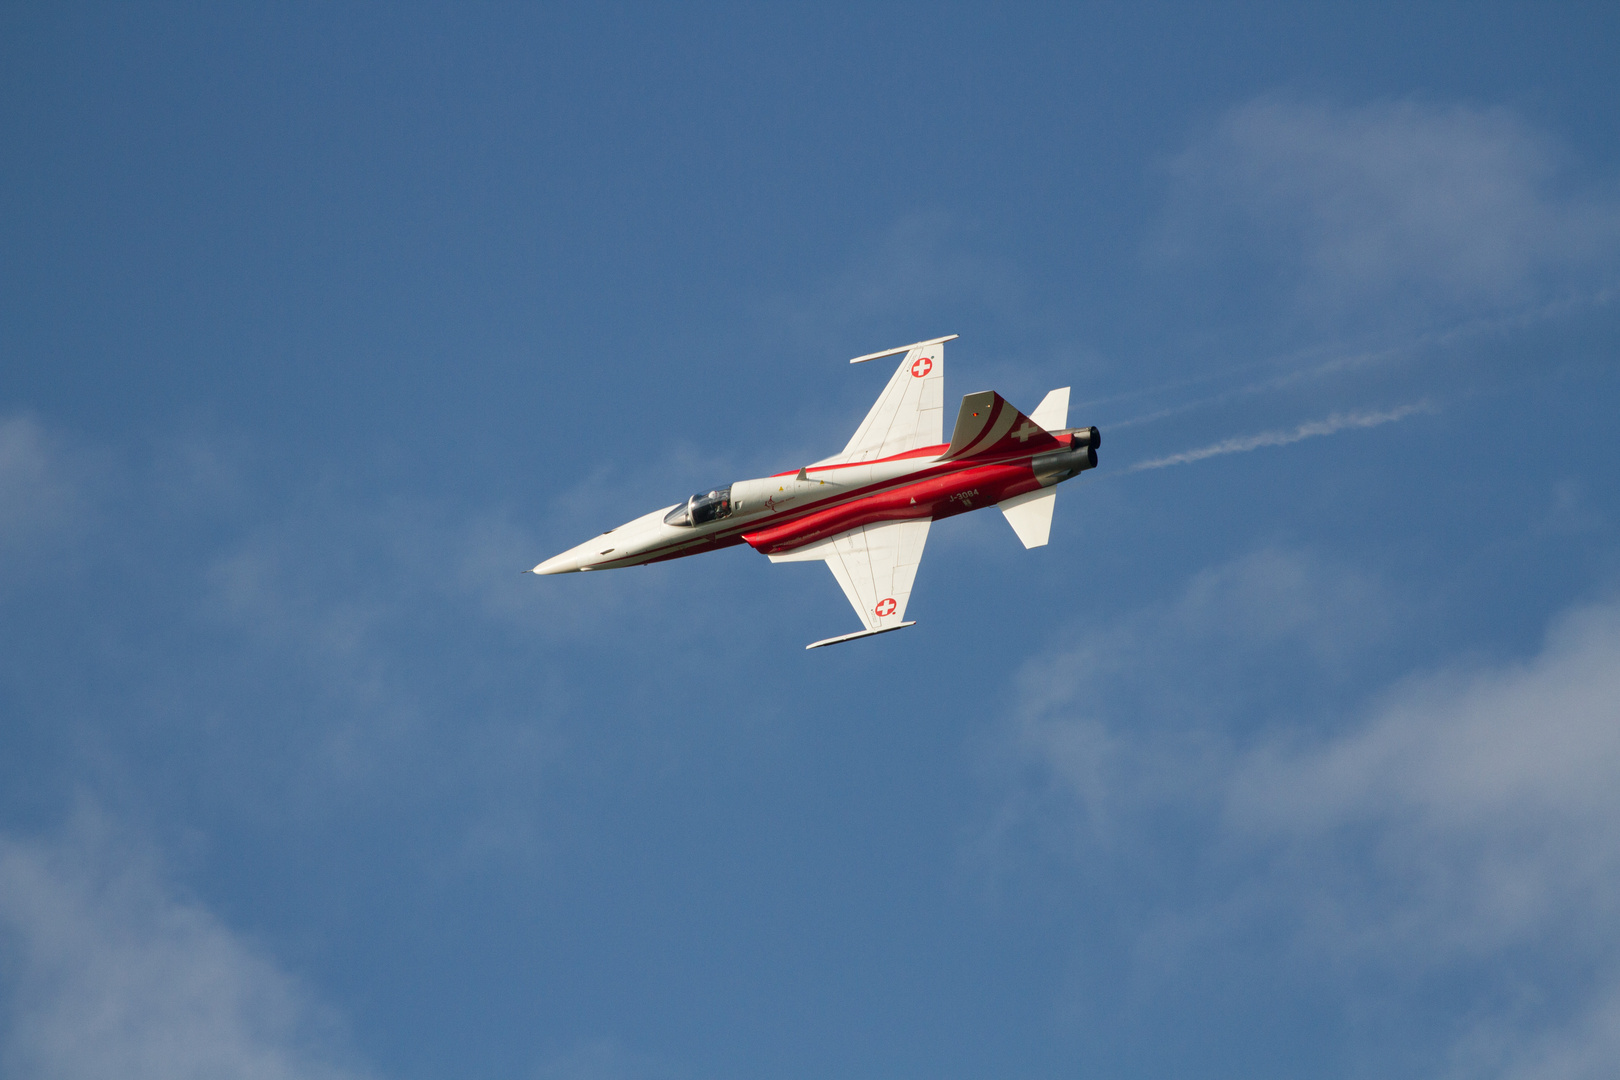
[910,356,933,378]
[1013,421,1041,442]
[874,597,898,617]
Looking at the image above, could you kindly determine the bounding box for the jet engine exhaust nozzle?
[1032,437,1098,485]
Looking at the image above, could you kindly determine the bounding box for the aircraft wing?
[767,518,932,648]
[815,335,956,465]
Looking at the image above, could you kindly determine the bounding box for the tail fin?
[1029,387,1070,432]
[941,391,1064,459]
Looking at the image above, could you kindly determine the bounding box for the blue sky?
[3,4,1620,1078]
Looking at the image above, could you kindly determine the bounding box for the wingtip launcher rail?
[847,334,959,364]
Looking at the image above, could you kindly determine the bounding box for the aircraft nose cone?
[532,552,581,575]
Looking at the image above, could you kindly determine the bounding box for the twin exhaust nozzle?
[1062,426,1100,449]
[1032,426,1100,484]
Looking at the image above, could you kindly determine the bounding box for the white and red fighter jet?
[532,335,1099,648]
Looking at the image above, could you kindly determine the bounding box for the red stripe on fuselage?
[768,442,948,478]
[742,460,1044,554]
[611,436,1069,568]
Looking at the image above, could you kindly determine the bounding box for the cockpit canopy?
[664,486,733,527]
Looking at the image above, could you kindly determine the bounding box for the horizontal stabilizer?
[999,488,1056,548]
[806,622,916,650]
[943,391,1063,459]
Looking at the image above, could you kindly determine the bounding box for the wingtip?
[805,622,917,649]
[846,334,959,364]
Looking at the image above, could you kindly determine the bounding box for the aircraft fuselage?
[534,428,1098,575]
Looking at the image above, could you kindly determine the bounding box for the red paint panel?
[744,462,1044,555]
[944,393,1064,460]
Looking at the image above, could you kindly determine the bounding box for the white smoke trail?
[1126,403,1431,472]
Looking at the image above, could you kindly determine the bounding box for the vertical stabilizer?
[942,391,1064,459]
[1029,387,1070,432]
[999,488,1057,548]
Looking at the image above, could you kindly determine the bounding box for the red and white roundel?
[874,597,898,617]
[910,356,933,378]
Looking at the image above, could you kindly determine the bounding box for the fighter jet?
[532,335,1099,648]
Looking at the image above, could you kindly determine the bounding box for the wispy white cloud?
[1126,403,1431,471]
[761,213,1026,407]
[532,1039,683,1080]
[0,414,91,559]
[0,810,370,1080]
[990,548,1397,849]
[1230,598,1620,957]
[994,554,1620,1075]
[1228,597,1620,1077]
[1475,981,1620,1080]
[781,212,1022,332]
[1160,98,1620,321]
[1108,100,1620,463]
[0,413,577,865]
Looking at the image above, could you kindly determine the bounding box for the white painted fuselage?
[533,449,944,575]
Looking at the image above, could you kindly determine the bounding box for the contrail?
[1126,403,1431,472]
[1095,286,1618,434]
